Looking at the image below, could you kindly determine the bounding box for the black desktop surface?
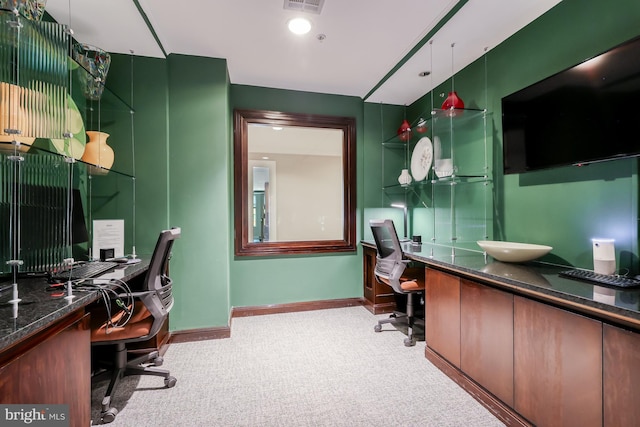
[0,259,150,350]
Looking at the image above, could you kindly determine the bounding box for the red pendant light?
[415,117,428,133]
[442,91,464,112]
[397,119,411,141]
[441,42,464,117]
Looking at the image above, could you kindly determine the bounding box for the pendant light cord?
[451,43,455,93]
[429,40,434,112]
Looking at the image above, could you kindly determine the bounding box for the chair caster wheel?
[165,376,177,388]
[101,407,118,424]
[374,324,382,333]
[153,356,164,366]
[404,337,416,347]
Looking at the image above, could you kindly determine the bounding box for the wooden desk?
[0,260,149,427]
[362,241,640,427]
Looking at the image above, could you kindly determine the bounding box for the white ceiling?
[45,0,562,106]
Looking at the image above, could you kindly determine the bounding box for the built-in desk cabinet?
[362,245,396,314]
[603,324,640,426]
[425,269,460,366]
[513,296,602,427]
[460,279,513,407]
[426,270,514,408]
[0,310,90,427]
[423,266,640,427]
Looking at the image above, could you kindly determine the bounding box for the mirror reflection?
[251,164,272,242]
[248,125,344,243]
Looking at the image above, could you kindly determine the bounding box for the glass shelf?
[381,140,409,149]
[384,175,490,190]
[428,175,490,185]
[0,12,136,276]
[378,102,492,251]
[382,183,414,191]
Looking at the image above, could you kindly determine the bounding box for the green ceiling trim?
[363,0,469,103]
[133,0,167,57]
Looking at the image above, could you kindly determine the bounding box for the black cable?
[72,278,135,334]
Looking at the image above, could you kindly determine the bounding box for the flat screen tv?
[502,35,640,174]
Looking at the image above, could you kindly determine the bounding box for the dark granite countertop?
[0,259,150,352]
[362,241,640,330]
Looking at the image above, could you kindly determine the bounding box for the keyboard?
[559,269,640,288]
[50,261,119,281]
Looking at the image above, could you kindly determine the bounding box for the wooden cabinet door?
[603,324,640,427]
[514,296,602,427]
[460,279,514,406]
[363,245,376,306]
[425,269,461,367]
[362,245,395,314]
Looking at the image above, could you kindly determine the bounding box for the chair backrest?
[140,227,181,338]
[369,219,407,293]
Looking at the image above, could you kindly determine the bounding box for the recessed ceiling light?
[272,126,283,131]
[288,17,312,35]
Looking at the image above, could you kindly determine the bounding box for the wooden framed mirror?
[233,109,356,256]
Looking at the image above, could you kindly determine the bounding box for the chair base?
[92,342,176,424]
[374,292,424,347]
[374,311,425,346]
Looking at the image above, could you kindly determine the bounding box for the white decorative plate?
[410,136,433,181]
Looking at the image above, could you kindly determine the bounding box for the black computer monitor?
[0,185,89,274]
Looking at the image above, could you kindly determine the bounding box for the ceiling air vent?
[283,0,325,14]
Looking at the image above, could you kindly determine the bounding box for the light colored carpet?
[91,306,505,426]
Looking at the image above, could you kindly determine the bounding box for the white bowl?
[477,240,552,263]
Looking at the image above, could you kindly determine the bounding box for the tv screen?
[502,35,640,174]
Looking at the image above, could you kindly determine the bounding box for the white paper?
[92,219,125,259]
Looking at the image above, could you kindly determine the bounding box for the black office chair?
[370,219,424,347]
[90,227,181,423]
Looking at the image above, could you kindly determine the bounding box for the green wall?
[100,0,640,332]
[128,56,171,252]
[106,56,365,330]
[485,0,640,272]
[107,54,232,331]
[166,55,231,329]
[365,0,640,273]
[229,85,364,307]
[97,54,170,255]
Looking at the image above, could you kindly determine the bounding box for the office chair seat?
[91,302,154,342]
[400,280,422,291]
[381,277,424,292]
